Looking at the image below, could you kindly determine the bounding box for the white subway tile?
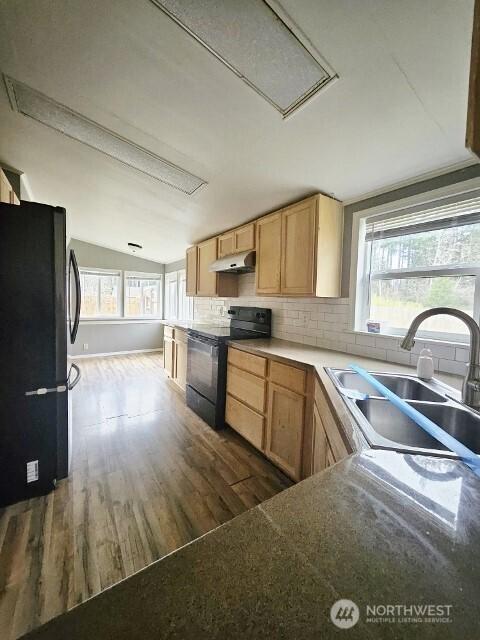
[355,334,376,347]
[385,350,411,365]
[437,359,467,376]
[455,348,470,363]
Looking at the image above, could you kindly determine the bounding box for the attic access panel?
[151,0,336,117]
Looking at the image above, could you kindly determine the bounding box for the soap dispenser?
[417,348,434,381]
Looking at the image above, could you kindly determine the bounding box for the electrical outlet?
[83,343,88,351]
[26,460,39,483]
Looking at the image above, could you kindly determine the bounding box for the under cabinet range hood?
[209,250,256,273]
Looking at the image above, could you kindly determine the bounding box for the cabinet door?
[174,339,187,390]
[281,199,317,295]
[186,246,198,296]
[265,382,304,481]
[234,223,255,253]
[218,232,235,257]
[255,213,282,295]
[312,403,329,474]
[163,337,174,378]
[197,237,218,296]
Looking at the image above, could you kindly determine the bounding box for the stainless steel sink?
[333,371,447,402]
[326,368,480,460]
[355,399,480,453]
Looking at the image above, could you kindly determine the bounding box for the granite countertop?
[161,320,229,331]
[24,450,480,639]
[24,338,479,639]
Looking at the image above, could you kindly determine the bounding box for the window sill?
[79,318,164,325]
[349,329,469,348]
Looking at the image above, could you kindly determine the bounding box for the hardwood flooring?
[0,353,291,640]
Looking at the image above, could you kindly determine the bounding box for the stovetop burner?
[187,325,266,341]
[187,306,271,343]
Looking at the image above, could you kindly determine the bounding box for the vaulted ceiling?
[0,0,476,262]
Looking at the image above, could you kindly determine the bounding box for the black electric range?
[186,306,271,430]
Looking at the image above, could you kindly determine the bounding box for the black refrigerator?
[0,200,81,507]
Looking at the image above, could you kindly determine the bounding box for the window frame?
[351,177,480,345]
[123,270,163,319]
[164,269,194,321]
[79,266,122,320]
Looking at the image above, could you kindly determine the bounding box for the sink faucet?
[400,307,480,410]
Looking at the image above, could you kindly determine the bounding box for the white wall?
[69,239,165,357]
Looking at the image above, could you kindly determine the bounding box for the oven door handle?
[188,336,219,354]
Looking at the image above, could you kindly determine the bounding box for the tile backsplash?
[193,272,468,377]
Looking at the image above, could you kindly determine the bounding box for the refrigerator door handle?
[25,384,67,396]
[67,363,81,390]
[69,249,81,344]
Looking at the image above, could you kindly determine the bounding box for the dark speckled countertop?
[23,339,480,639]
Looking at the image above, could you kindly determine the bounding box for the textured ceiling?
[0,0,476,263]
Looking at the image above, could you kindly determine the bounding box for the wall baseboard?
[68,348,163,360]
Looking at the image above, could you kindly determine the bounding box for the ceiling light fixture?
[4,75,207,195]
[150,0,337,117]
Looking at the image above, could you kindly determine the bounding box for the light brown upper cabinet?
[218,222,255,258]
[218,231,235,258]
[197,237,219,296]
[196,237,239,298]
[467,0,480,158]
[0,169,19,205]
[186,246,198,296]
[255,194,343,297]
[234,222,255,253]
[255,212,282,294]
[281,198,317,295]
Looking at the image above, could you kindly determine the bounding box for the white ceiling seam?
[4,75,207,195]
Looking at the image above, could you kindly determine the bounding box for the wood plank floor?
[0,353,291,640]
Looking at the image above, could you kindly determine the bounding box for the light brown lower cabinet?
[312,403,333,474]
[311,377,350,473]
[163,335,174,378]
[225,394,264,449]
[164,327,188,391]
[224,346,351,482]
[172,330,187,391]
[265,382,304,481]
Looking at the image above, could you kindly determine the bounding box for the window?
[124,271,163,318]
[79,269,121,318]
[356,191,480,342]
[164,269,194,321]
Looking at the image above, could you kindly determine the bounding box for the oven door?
[187,335,219,404]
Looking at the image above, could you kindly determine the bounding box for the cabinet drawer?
[225,394,264,450]
[227,365,266,413]
[269,360,306,394]
[228,348,267,378]
[175,328,188,344]
[164,325,174,338]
